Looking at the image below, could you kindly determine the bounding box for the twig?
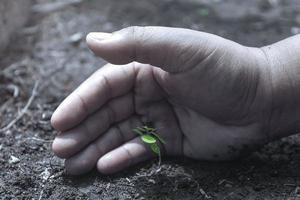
[0,81,39,133]
[24,137,53,143]
[32,0,83,15]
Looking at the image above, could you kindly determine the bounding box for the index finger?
[51,63,137,131]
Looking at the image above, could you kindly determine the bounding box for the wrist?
[260,35,300,140]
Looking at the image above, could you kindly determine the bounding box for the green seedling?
[133,125,165,166]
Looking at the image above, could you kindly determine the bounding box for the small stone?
[148,179,156,184]
[40,168,51,181]
[9,155,20,164]
[126,178,131,183]
[225,183,232,188]
[69,32,83,45]
[41,111,52,121]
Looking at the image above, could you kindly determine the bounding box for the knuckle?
[75,93,89,116]
[100,74,113,99]
[121,145,134,166]
[121,26,145,39]
[92,142,105,155]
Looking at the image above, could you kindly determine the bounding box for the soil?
[1,0,300,199]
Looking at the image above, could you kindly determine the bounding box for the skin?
[51,26,300,175]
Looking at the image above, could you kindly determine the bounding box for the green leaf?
[151,132,166,144]
[150,143,160,155]
[141,134,157,144]
[133,128,144,136]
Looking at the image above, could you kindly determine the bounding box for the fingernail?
[87,32,112,42]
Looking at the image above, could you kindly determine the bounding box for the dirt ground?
[1,0,300,199]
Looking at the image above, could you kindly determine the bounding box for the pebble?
[69,32,83,45]
[40,168,51,181]
[42,111,52,121]
[148,179,156,184]
[9,155,20,164]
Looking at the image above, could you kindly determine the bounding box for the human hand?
[51,26,272,175]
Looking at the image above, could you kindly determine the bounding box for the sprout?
[133,125,165,166]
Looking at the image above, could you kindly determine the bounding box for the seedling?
[133,125,165,166]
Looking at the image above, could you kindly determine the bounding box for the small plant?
[133,125,165,166]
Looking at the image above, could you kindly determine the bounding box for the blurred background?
[1,0,300,199]
[2,0,300,92]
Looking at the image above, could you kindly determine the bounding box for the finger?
[64,116,143,175]
[52,92,134,158]
[97,137,153,174]
[51,63,137,131]
[86,26,227,73]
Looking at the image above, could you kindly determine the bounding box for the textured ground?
[1,0,300,199]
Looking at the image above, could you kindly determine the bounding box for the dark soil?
[1,0,300,199]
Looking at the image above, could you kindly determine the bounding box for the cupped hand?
[51,26,272,175]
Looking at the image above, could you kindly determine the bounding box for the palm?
[137,47,266,160]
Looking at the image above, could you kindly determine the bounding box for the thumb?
[86,26,226,73]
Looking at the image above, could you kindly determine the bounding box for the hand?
[51,26,272,175]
